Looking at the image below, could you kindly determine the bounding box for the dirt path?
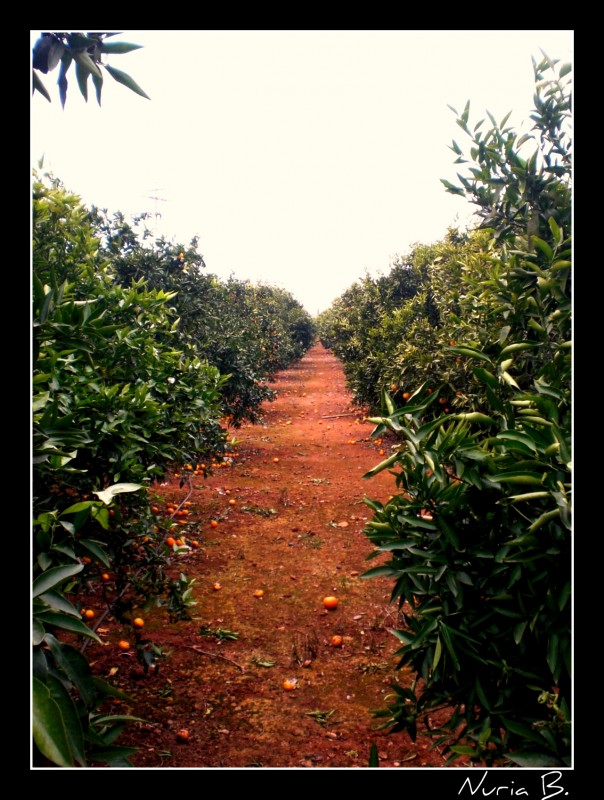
[106,343,458,769]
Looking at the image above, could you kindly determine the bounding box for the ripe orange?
[402,392,411,400]
[331,635,343,647]
[228,499,236,506]
[253,589,265,598]
[282,678,297,691]
[191,540,200,548]
[118,640,131,651]
[210,520,219,528]
[273,457,280,463]
[323,596,338,610]
[175,538,184,546]
[165,536,176,547]
[101,573,110,582]
[133,617,144,628]
[83,609,95,620]
[81,556,92,564]
[213,582,222,591]
[176,729,190,743]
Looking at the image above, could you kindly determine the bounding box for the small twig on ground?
[185,645,245,672]
[321,412,357,419]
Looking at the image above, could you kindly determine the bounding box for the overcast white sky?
[31,30,573,315]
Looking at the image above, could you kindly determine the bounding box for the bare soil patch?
[84,343,469,769]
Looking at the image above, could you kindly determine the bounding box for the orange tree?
[92,207,316,425]
[32,171,315,766]
[32,171,228,766]
[317,232,496,415]
[361,53,571,766]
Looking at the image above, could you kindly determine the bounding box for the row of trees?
[318,53,572,767]
[32,171,315,766]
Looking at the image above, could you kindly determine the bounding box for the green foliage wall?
[322,53,572,767]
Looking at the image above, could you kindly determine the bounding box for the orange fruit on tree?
[118,640,131,651]
[323,596,338,610]
[81,556,92,564]
[101,573,110,582]
[83,609,95,620]
[133,617,144,628]
[402,392,411,400]
[165,536,176,547]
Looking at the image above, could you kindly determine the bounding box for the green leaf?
[439,624,460,671]
[33,70,52,101]
[461,99,470,124]
[432,636,443,670]
[62,501,98,515]
[450,412,497,426]
[35,611,101,642]
[93,483,143,505]
[501,371,520,389]
[500,341,540,356]
[33,564,83,598]
[46,674,87,766]
[527,508,560,532]
[488,471,544,486]
[559,63,572,79]
[37,590,81,617]
[548,216,562,246]
[362,452,400,479]
[506,751,566,768]
[67,33,96,50]
[531,236,553,261]
[473,367,499,388]
[558,581,571,612]
[368,743,380,767]
[33,618,46,645]
[32,677,74,767]
[92,71,103,105]
[79,538,111,567]
[495,431,538,452]
[502,717,547,745]
[75,59,90,101]
[44,635,98,707]
[99,42,144,55]
[450,346,493,363]
[361,566,399,579]
[58,53,73,108]
[73,50,103,79]
[103,65,150,100]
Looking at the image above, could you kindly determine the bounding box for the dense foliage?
[321,53,572,767]
[32,172,315,766]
